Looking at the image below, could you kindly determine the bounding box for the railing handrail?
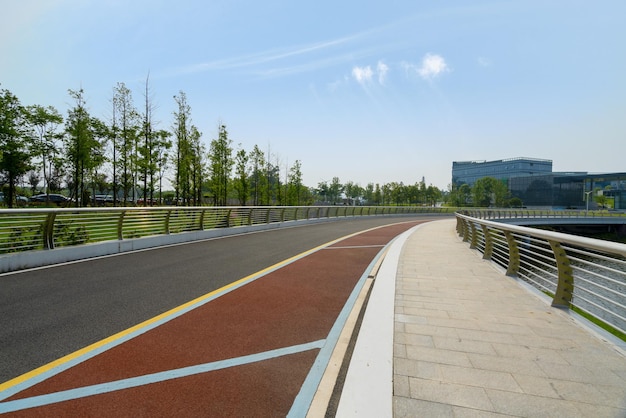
[456,212,626,258]
[455,211,626,339]
[460,208,626,220]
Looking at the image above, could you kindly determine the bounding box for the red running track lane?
[0,220,428,417]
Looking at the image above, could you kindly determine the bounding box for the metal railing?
[456,212,626,337]
[460,208,626,220]
[0,205,453,255]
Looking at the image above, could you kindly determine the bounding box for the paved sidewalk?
[338,219,626,417]
[394,219,626,417]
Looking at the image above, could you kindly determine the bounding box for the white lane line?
[0,340,325,414]
[323,245,386,249]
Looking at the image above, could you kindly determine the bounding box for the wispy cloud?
[351,60,390,86]
[352,65,374,84]
[417,53,449,79]
[167,30,380,80]
[377,61,389,84]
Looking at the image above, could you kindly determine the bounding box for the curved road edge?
[333,222,426,417]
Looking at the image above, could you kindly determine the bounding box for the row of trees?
[316,178,442,206]
[0,82,313,208]
[447,177,523,208]
[1,82,446,208]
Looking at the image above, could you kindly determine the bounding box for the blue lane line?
[0,340,325,414]
[287,243,393,418]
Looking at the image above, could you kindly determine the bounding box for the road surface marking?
[0,340,325,414]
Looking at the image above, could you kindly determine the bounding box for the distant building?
[452,157,553,187]
[509,172,626,210]
[451,157,626,210]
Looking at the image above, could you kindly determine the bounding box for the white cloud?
[352,60,389,86]
[417,53,449,79]
[352,65,374,84]
[377,61,389,84]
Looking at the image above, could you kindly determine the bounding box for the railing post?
[503,231,520,277]
[548,240,574,308]
[481,224,493,260]
[199,209,206,230]
[118,211,126,240]
[469,222,478,249]
[43,212,57,250]
[164,210,171,235]
[226,209,233,228]
[462,219,470,242]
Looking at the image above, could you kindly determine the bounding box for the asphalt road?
[0,215,443,384]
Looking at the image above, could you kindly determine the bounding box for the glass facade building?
[509,172,626,210]
[452,157,553,187]
[451,157,625,210]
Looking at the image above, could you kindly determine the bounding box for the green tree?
[172,91,193,205]
[64,88,106,207]
[0,88,31,207]
[374,183,382,205]
[25,104,63,196]
[138,73,162,206]
[113,82,140,204]
[472,177,509,207]
[208,124,233,206]
[154,129,172,204]
[329,177,343,204]
[234,145,249,205]
[426,185,441,206]
[448,183,472,207]
[287,159,303,205]
[316,180,329,203]
[344,181,363,205]
[389,182,407,205]
[249,145,266,205]
[363,183,375,205]
[189,125,204,205]
[594,186,612,209]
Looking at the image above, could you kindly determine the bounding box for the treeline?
[448,177,523,208]
[1,82,444,208]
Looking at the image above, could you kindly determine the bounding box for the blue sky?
[2,0,625,190]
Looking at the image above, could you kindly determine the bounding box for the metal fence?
[460,208,626,220]
[0,205,453,254]
[456,211,626,337]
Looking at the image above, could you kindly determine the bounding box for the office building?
[452,157,553,187]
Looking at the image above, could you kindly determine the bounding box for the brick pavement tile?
[393,397,455,417]
[405,345,472,368]
[439,363,522,392]
[408,377,494,411]
[485,388,603,418]
[395,358,442,380]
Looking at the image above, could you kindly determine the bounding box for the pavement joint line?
[0,222,404,401]
[0,340,326,414]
